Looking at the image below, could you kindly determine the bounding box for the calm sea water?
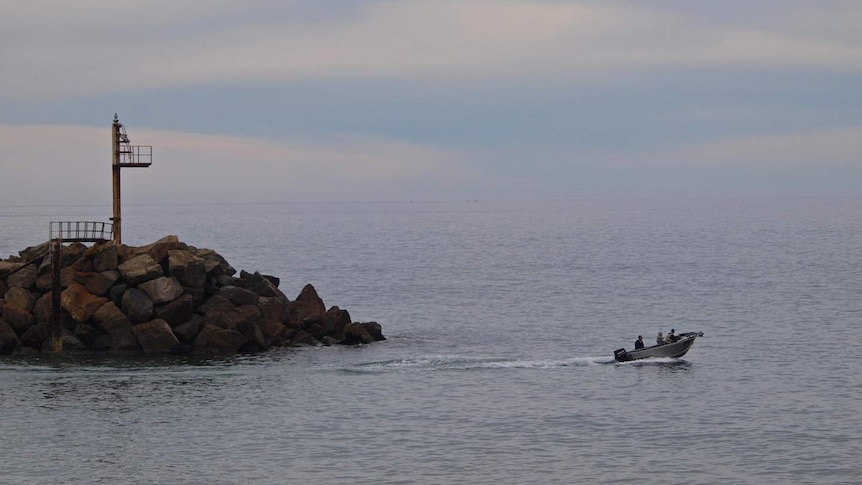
[1,199,861,484]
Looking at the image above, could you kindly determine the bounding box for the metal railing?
[49,221,113,242]
[119,144,152,167]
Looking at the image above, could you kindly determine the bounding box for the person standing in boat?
[656,332,664,345]
[634,335,644,349]
[666,329,677,343]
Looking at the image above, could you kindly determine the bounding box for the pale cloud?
[4,1,861,99]
[0,124,470,204]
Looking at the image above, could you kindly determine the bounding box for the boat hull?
[614,332,703,362]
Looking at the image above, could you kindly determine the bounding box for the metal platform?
[49,221,113,243]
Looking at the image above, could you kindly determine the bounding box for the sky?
[1,0,861,205]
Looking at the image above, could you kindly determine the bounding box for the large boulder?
[194,324,246,354]
[340,322,374,345]
[239,271,285,299]
[3,305,34,335]
[288,284,325,326]
[118,254,163,286]
[360,321,385,341]
[138,276,184,305]
[8,264,38,289]
[168,250,207,288]
[35,267,75,292]
[173,314,205,343]
[155,294,194,327]
[260,319,287,346]
[4,286,35,312]
[20,321,50,350]
[75,270,121,296]
[219,286,258,307]
[41,329,87,354]
[61,283,109,323]
[0,319,20,354]
[89,241,119,272]
[132,319,179,354]
[121,288,154,324]
[91,302,140,353]
[198,294,236,316]
[322,306,351,336]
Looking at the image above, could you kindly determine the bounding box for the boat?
[614,331,704,362]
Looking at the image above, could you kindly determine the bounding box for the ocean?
[1,198,860,484]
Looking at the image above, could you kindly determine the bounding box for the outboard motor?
[614,348,630,362]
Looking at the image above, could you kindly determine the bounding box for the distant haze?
[1,1,861,205]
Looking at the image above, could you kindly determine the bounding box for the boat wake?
[347,354,616,373]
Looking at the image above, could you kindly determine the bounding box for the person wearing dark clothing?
[634,335,644,349]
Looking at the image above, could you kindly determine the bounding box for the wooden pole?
[51,238,63,354]
[111,115,122,244]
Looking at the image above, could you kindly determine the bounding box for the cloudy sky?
[1,0,861,205]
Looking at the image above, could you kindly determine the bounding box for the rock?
[133,319,180,354]
[240,271,285,298]
[341,322,374,345]
[18,241,49,262]
[35,267,76,292]
[75,270,121,296]
[20,321,50,350]
[289,329,319,346]
[260,319,286,346]
[288,284,325,326]
[41,329,87,354]
[8,264,38,289]
[360,321,385,341]
[194,324,246,354]
[90,242,119,272]
[0,261,24,277]
[121,288,154,324]
[5,286,35,312]
[0,279,7,299]
[73,323,101,347]
[155,294,194,327]
[109,283,127,307]
[32,293,54,324]
[3,305,34,335]
[322,306,351,336]
[90,302,140,353]
[173,314,205,343]
[0,319,21,354]
[198,294,236,316]
[118,254,163,286]
[92,302,133,336]
[138,276,184,305]
[219,286,258,307]
[168,250,207,288]
[61,283,108,323]
[259,297,289,323]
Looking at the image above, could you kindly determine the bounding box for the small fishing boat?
[614,331,704,362]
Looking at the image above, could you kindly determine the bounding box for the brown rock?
[4,286,35,312]
[3,305,34,334]
[75,270,121,296]
[35,267,75,292]
[138,276,184,305]
[322,306,351,336]
[194,324,246,354]
[91,242,119,272]
[173,314,205,343]
[260,319,286,346]
[259,297,289,323]
[198,294,236,316]
[33,293,54,324]
[132,319,179,354]
[61,283,109,323]
[155,294,194,327]
[0,319,21,354]
[219,286,259,307]
[289,329,319,346]
[288,284,325,326]
[41,329,87,354]
[360,321,386,341]
[118,254,163,286]
[20,321,50,349]
[121,288,154,324]
[240,271,285,299]
[168,250,207,288]
[92,302,133,337]
[8,264,38,289]
[341,322,374,345]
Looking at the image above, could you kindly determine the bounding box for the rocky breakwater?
[0,236,384,355]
